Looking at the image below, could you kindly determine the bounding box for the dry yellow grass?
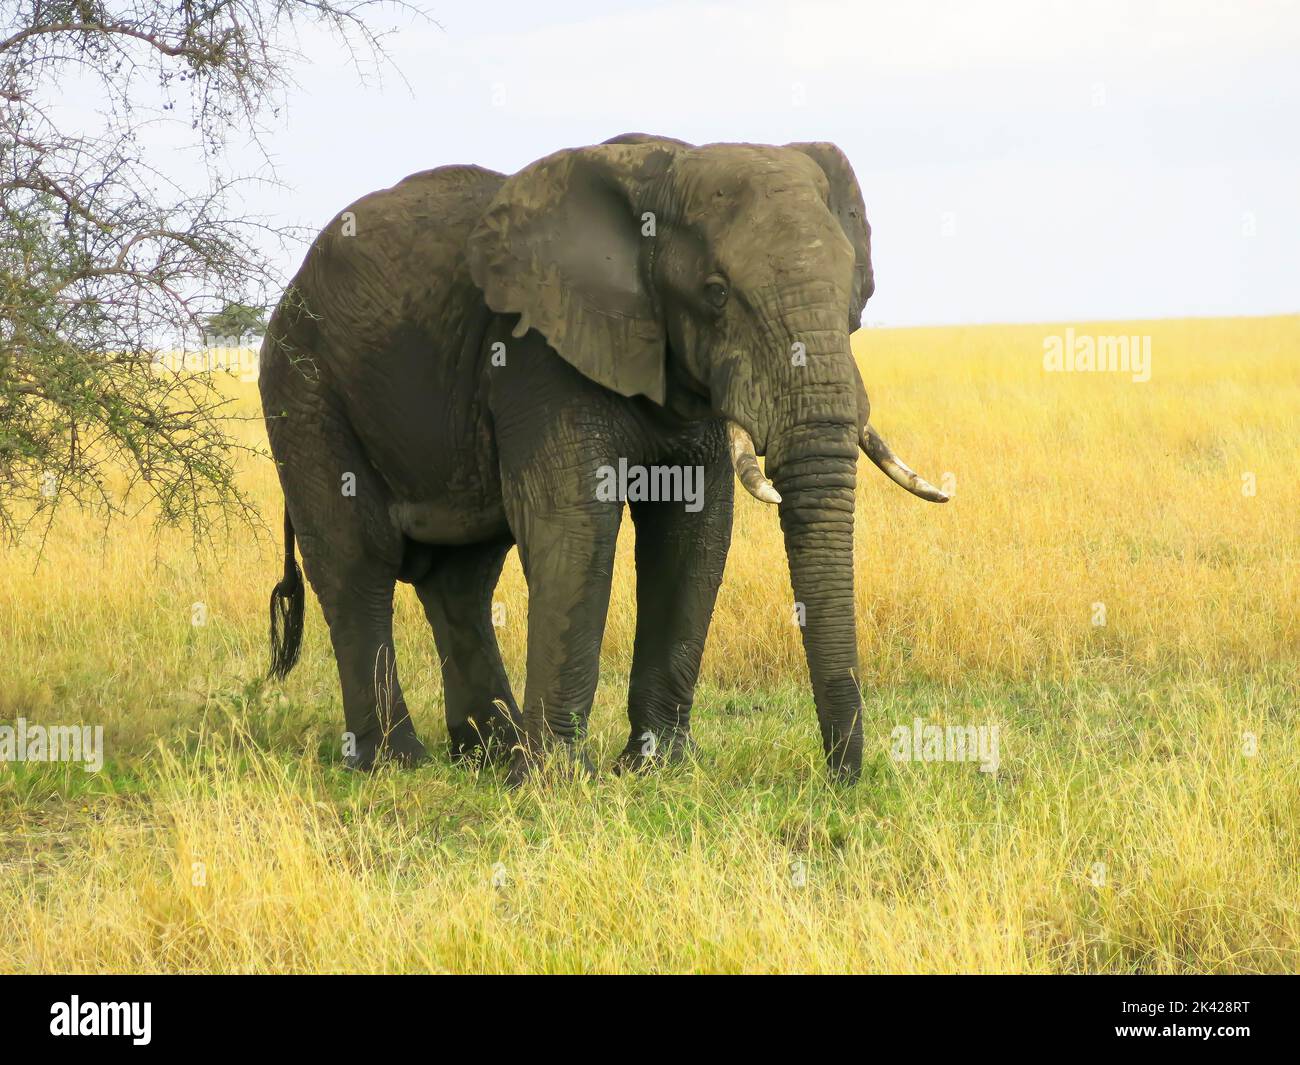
[1,315,1297,972]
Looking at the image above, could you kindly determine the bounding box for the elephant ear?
[467,142,679,404]
[786,142,875,331]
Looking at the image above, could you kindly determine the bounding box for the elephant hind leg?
[413,543,521,765]
[317,577,426,769]
[267,394,426,769]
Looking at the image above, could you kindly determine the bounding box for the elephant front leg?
[616,429,734,773]
[506,497,624,787]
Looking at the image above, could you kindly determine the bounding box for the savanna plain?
[2,316,1297,973]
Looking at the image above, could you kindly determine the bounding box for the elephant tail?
[269,508,305,680]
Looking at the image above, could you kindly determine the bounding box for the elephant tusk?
[860,424,949,502]
[726,420,781,505]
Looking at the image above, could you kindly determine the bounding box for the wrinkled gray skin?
[260,133,944,785]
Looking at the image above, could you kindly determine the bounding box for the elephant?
[258,132,947,785]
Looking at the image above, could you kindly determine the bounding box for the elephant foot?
[342,725,429,771]
[505,742,596,790]
[612,728,695,775]
[449,705,520,768]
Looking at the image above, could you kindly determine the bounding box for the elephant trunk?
[718,289,878,778]
[767,417,863,778]
[756,304,866,778]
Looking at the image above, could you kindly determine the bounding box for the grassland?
[1,315,1297,973]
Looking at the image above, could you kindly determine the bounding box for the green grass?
[3,316,1298,972]
[3,670,1296,973]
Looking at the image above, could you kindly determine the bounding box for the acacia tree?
[0,1,413,541]
[207,302,269,342]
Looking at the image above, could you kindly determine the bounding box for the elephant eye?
[704,277,729,310]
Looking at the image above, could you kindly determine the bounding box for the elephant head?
[467,134,946,778]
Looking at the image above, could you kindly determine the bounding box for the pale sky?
[199,1,1300,325]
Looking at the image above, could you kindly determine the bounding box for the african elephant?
[259,132,946,785]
